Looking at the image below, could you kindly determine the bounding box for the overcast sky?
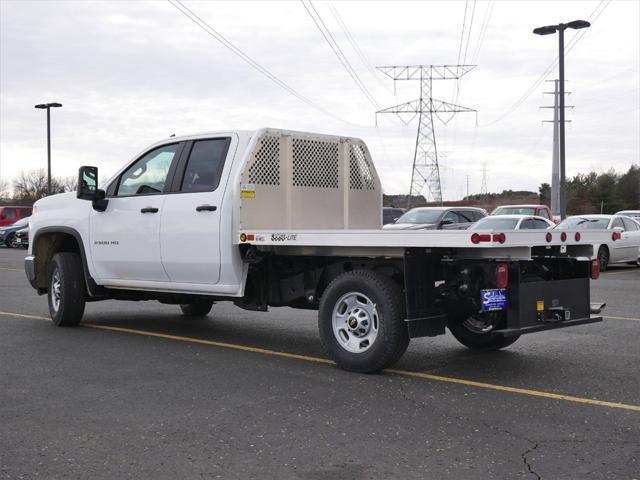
[1,0,638,200]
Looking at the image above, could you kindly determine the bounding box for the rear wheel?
[47,252,86,326]
[597,246,609,271]
[180,298,214,317]
[448,311,519,351]
[318,270,409,373]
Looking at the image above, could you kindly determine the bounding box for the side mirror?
[77,166,99,200]
[77,166,108,211]
[440,218,454,226]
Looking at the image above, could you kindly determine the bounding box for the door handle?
[140,207,159,214]
[196,205,217,212]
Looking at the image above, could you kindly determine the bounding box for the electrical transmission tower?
[480,163,488,197]
[376,65,476,206]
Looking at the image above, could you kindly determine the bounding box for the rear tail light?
[495,263,509,289]
[612,231,621,241]
[574,232,581,241]
[560,232,567,242]
[471,233,491,244]
[590,259,600,280]
[546,232,553,242]
[492,233,506,244]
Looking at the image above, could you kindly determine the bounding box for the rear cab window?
[180,138,231,192]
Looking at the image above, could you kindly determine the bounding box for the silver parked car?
[470,215,554,231]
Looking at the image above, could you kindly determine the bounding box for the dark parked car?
[14,227,29,249]
[0,216,29,248]
[383,206,487,230]
[383,207,405,225]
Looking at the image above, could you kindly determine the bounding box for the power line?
[167,0,365,127]
[478,0,610,127]
[471,1,494,63]
[327,3,390,92]
[301,1,380,110]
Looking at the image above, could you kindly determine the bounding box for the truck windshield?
[396,209,444,224]
[492,207,536,215]
[470,218,519,230]
[555,217,609,230]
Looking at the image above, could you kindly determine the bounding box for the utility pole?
[466,174,470,199]
[375,65,476,206]
[541,80,573,217]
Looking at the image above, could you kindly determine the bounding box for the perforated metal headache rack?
[239,129,382,230]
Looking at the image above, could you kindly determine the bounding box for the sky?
[0,0,638,200]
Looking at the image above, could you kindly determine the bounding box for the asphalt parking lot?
[1,246,638,480]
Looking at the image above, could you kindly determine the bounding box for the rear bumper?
[493,315,602,337]
[24,255,37,290]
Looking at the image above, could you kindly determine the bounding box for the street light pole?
[34,102,63,196]
[558,25,566,221]
[533,20,590,220]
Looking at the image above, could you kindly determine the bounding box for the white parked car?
[616,210,640,221]
[555,215,640,270]
[469,215,554,231]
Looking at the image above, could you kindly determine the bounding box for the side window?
[457,211,474,223]
[3,208,16,219]
[533,219,550,229]
[116,144,179,196]
[622,218,638,231]
[520,219,534,229]
[180,138,230,193]
[611,217,624,230]
[538,209,549,219]
[442,211,460,224]
[20,209,32,218]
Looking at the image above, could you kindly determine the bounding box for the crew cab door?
[90,142,184,282]
[159,135,236,285]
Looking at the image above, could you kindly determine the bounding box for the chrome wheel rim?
[332,292,379,353]
[51,270,61,312]
[463,313,495,334]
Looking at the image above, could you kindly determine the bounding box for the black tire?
[179,298,214,317]
[47,252,86,326]
[5,233,17,248]
[447,312,519,351]
[597,246,609,271]
[318,270,409,373]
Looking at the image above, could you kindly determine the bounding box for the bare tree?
[12,169,66,201]
[60,175,78,192]
[0,178,11,201]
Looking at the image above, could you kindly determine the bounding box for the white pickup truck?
[25,128,609,372]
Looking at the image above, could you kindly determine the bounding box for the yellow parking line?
[1,310,639,412]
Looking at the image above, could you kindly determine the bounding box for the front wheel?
[47,252,86,326]
[5,233,17,248]
[318,270,409,373]
[448,311,519,351]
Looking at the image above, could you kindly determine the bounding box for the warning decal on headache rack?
[240,183,256,198]
[481,289,507,312]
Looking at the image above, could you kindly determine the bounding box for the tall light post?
[34,102,63,196]
[533,20,590,220]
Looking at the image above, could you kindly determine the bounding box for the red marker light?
[590,259,600,280]
[560,232,567,242]
[495,263,509,289]
[492,233,506,244]
[471,233,491,244]
[574,232,581,241]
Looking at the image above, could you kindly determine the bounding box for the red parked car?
[0,206,32,227]
[491,204,556,224]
